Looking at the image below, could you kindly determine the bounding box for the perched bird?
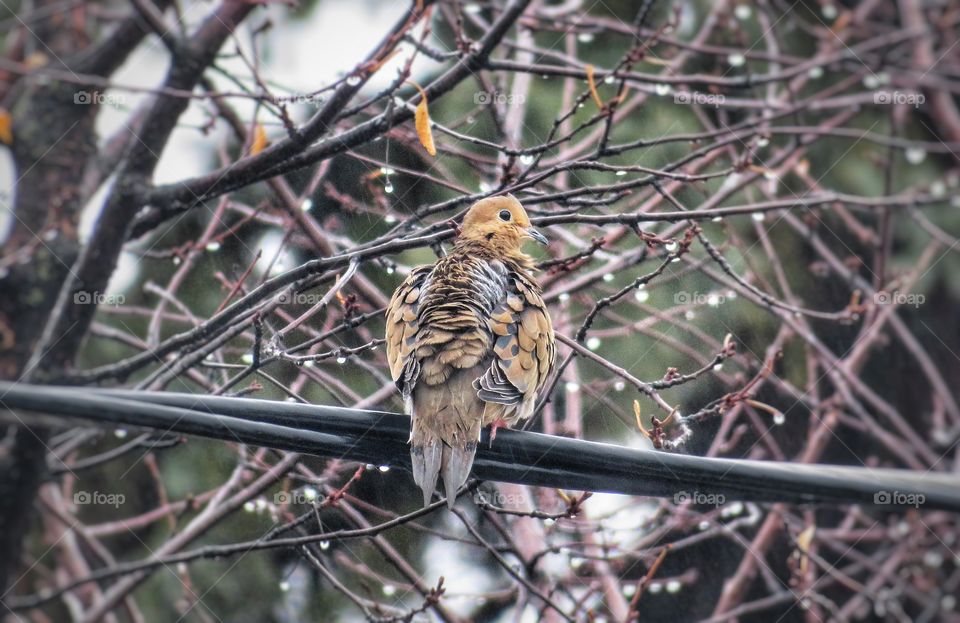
[385,195,555,508]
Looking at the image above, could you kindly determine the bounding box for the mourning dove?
[385,195,555,507]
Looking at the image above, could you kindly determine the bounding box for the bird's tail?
[410,407,480,509]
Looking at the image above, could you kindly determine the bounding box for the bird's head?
[458,195,547,256]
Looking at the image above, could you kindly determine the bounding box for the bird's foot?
[489,418,508,446]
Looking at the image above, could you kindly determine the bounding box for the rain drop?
[665,241,679,252]
[773,412,786,425]
[635,289,649,303]
[345,75,361,87]
[602,273,614,282]
[114,428,128,439]
[666,580,682,593]
[615,170,627,176]
[808,67,824,79]
[587,337,601,350]
[822,4,838,19]
[519,154,535,165]
[727,53,746,68]
[300,199,313,212]
[384,182,394,194]
[725,501,744,517]
[905,147,927,164]
[924,551,943,568]
[654,83,671,96]
[577,32,595,43]
[385,214,397,224]
[734,5,752,20]
[205,241,221,252]
[279,581,290,592]
[751,212,765,222]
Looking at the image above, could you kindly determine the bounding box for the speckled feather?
[385,196,555,507]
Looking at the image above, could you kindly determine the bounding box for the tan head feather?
[457,195,547,255]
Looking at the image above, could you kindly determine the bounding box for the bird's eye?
[498,209,511,221]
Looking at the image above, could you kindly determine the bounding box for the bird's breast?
[412,256,509,385]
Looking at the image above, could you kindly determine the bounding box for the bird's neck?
[452,238,536,272]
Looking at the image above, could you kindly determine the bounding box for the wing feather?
[385,266,432,392]
[474,274,555,415]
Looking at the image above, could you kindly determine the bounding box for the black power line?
[1,382,958,510]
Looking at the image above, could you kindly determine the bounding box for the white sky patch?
[0,147,16,245]
[81,0,440,206]
[256,229,296,277]
[424,519,497,616]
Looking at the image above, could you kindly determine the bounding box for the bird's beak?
[526,227,548,245]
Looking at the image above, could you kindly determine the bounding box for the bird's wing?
[475,272,555,409]
[385,265,432,395]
